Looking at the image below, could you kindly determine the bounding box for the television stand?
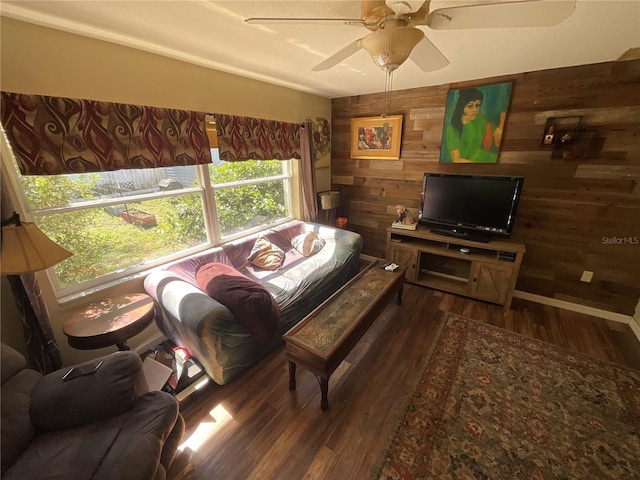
[386,224,525,309]
[429,228,492,244]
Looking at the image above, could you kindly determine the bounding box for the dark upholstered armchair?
[1,342,184,480]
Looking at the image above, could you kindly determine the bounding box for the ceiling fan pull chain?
[383,68,394,118]
[388,69,394,113]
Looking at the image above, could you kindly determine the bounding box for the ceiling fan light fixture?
[361,26,424,71]
[386,0,428,16]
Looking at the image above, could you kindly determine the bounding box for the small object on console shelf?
[497,251,517,262]
[392,221,417,230]
[392,205,418,230]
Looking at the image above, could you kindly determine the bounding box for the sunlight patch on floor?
[178,404,233,452]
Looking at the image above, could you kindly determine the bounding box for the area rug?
[375,313,640,479]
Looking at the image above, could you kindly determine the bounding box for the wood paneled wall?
[331,60,640,315]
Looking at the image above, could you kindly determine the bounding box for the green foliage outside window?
[18,159,289,289]
[20,175,206,287]
[161,194,206,245]
[210,160,286,235]
[21,173,100,208]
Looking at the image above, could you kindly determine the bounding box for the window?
[4,148,293,298]
[209,158,292,238]
[15,166,209,295]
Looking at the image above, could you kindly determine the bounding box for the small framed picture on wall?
[350,115,403,160]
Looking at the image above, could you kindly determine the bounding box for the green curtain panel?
[0,92,212,175]
[213,113,302,162]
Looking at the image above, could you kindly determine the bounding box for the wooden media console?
[386,225,525,309]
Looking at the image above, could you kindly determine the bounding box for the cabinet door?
[469,262,513,304]
[389,244,417,282]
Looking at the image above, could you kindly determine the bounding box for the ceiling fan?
[246,0,576,75]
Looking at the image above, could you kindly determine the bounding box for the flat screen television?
[418,173,524,243]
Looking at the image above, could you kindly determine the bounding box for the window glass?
[34,194,206,289]
[210,158,287,183]
[20,167,199,209]
[208,159,290,238]
[214,181,288,237]
[18,167,206,292]
[6,148,293,295]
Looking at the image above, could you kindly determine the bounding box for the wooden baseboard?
[513,290,640,342]
[630,317,640,342]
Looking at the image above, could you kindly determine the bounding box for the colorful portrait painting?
[439,82,513,163]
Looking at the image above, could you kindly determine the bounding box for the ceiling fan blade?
[428,0,575,30]
[410,36,450,72]
[245,17,365,26]
[311,38,364,71]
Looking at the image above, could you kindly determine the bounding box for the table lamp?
[1,211,73,370]
[1,212,73,274]
[318,190,340,226]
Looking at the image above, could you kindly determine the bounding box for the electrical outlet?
[580,271,594,283]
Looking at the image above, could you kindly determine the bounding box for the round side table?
[63,293,155,351]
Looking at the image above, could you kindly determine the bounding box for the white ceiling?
[2,0,639,99]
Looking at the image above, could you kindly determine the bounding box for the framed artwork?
[350,115,403,160]
[439,82,513,163]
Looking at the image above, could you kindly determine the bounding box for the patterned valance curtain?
[213,113,302,161]
[0,92,212,175]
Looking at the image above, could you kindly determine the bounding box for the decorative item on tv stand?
[318,190,340,226]
[392,204,418,230]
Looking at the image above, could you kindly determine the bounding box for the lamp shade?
[361,26,425,71]
[0,221,73,274]
[319,191,341,210]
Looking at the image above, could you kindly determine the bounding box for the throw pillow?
[291,231,326,257]
[247,236,285,270]
[195,262,279,344]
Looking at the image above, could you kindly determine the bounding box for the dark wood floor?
[168,284,640,480]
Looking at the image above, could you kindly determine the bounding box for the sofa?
[1,342,184,480]
[144,220,362,385]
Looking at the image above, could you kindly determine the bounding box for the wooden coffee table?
[283,261,405,411]
[63,293,155,351]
